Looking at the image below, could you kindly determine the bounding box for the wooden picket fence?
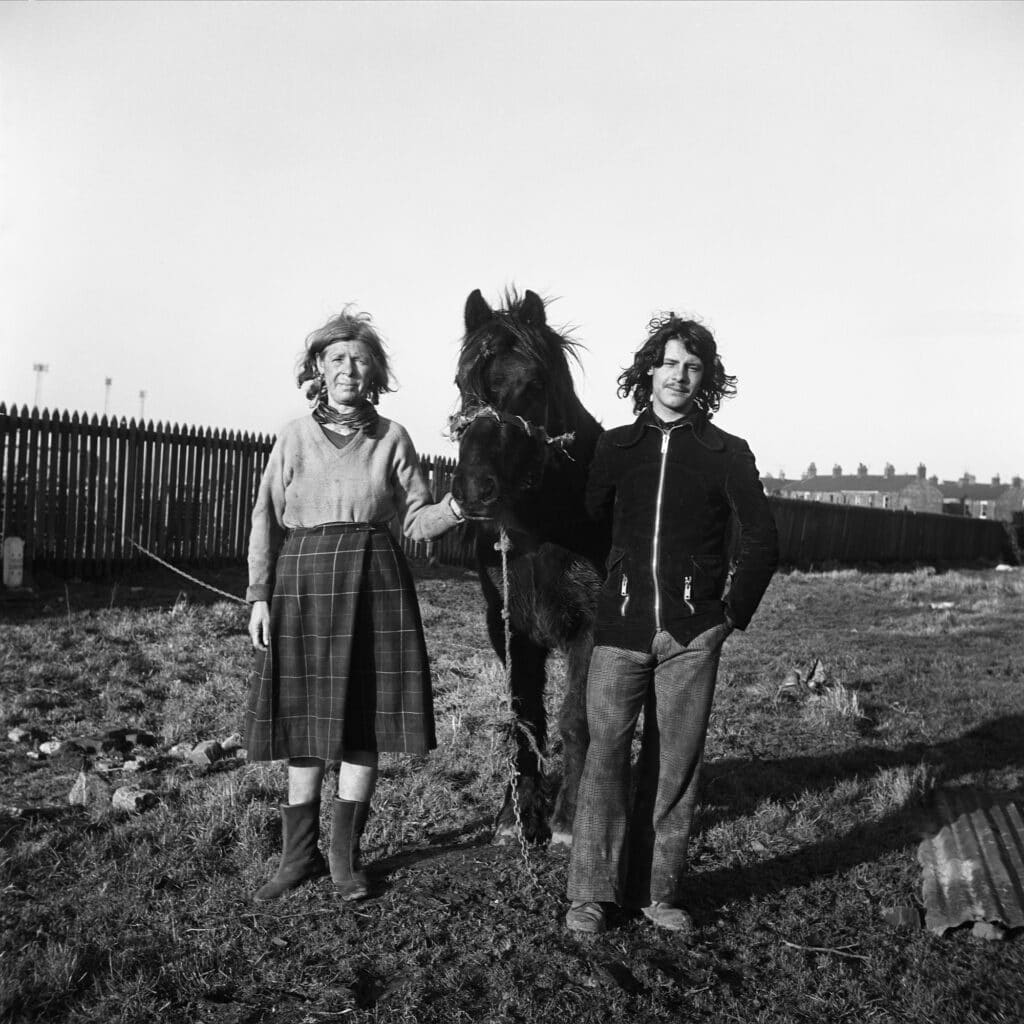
[0,402,1015,582]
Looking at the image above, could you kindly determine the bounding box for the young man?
[565,313,779,934]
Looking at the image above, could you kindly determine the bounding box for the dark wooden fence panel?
[770,497,1012,568]
[0,404,275,580]
[0,402,1015,582]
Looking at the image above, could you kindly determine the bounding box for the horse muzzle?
[452,468,502,514]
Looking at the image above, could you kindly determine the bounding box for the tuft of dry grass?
[802,682,865,729]
[866,762,938,818]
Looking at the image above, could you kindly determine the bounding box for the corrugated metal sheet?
[918,787,1024,935]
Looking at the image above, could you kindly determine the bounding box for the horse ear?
[521,290,547,327]
[464,289,493,332]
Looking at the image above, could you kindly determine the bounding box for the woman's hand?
[249,601,270,650]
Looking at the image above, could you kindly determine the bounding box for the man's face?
[648,338,704,421]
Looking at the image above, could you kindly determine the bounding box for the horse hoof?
[549,829,573,848]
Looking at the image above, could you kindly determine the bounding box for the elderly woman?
[245,307,463,902]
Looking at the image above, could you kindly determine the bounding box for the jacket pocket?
[600,547,630,618]
[665,554,724,607]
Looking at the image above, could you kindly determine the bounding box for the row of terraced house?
[763,463,1024,523]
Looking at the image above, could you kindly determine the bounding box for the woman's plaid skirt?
[244,523,436,760]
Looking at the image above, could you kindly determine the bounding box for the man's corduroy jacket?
[585,407,779,652]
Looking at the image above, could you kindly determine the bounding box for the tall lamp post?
[32,363,49,408]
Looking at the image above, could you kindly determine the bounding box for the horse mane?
[456,289,584,415]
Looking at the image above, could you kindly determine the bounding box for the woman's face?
[318,340,375,407]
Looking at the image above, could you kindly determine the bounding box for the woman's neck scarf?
[312,397,379,436]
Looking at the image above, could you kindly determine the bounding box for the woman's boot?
[254,800,328,901]
[329,797,370,901]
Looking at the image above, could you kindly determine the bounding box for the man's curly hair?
[617,312,737,416]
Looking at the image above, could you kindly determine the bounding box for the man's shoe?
[641,901,693,932]
[565,900,606,934]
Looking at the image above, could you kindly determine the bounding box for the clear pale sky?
[2,1,1022,483]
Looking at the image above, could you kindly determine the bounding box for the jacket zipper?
[652,428,671,630]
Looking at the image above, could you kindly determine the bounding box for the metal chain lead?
[498,527,541,888]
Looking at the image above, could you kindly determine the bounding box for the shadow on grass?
[368,816,497,880]
[690,712,1024,915]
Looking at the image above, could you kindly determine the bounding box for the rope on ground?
[497,527,542,888]
[128,539,248,605]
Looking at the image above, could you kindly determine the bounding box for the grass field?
[2,563,1023,1023]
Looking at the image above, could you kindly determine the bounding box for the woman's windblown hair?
[617,312,737,416]
[296,306,394,406]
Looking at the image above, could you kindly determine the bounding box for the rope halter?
[447,404,576,460]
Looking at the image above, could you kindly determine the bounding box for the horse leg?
[487,607,550,845]
[550,628,593,846]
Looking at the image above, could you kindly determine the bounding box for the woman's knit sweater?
[246,414,460,602]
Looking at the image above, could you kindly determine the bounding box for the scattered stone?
[69,770,114,808]
[777,670,805,700]
[112,786,159,813]
[881,904,922,930]
[7,727,31,744]
[189,740,224,766]
[26,750,43,761]
[235,748,248,761]
[995,564,1015,572]
[806,659,828,691]
[121,759,144,772]
[168,743,191,760]
[220,732,244,755]
[39,740,64,756]
[971,920,1008,941]
[929,601,954,611]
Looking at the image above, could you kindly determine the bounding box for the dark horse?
[450,289,608,845]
